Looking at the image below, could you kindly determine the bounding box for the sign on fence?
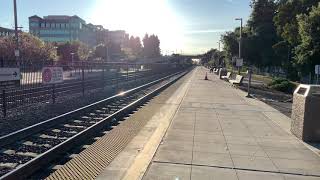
[0,68,20,82]
[315,65,320,75]
[0,68,21,89]
[42,67,64,84]
[236,58,243,67]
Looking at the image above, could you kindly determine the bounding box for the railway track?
[0,70,189,179]
[0,70,152,110]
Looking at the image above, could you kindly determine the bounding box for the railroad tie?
[46,103,160,180]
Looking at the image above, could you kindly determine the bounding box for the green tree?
[57,41,91,64]
[108,41,122,59]
[0,33,57,65]
[221,31,238,60]
[94,44,108,60]
[295,3,320,77]
[77,42,90,61]
[247,0,280,67]
[200,48,225,67]
[128,36,142,56]
[273,0,320,80]
[143,34,160,58]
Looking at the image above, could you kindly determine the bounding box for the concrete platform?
[97,67,320,180]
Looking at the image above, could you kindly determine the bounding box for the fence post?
[102,64,105,89]
[52,84,56,104]
[127,63,129,81]
[2,90,7,117]
[135,63,137,83]
[82,62,85,96]
[116,65,119,90]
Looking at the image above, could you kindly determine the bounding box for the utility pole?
[13,0,20,66]
[235,18,243,75]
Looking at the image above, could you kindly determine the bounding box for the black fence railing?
[0,61,188,117]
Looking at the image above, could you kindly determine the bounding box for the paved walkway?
[141,67,320,180]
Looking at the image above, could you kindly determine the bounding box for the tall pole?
[13,0,19,66]
[235,18,243,75]
[239,19,242,59]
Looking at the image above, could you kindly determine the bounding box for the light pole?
[218,40,221,51]
[235,18,251,97]
[235,18,243,75]
[13,0,20,66]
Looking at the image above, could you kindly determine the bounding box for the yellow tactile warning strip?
[43,71,197,180]
[46,103,165,179]
[46,103,158,180]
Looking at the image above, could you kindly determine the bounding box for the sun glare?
[91,0,185,53]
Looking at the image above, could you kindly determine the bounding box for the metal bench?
[221,72,231,80]
[229,75,244,85]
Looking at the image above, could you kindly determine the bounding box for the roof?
[0,26,14,32]
[29,15,42,19]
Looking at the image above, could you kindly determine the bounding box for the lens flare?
[90,0,185,53]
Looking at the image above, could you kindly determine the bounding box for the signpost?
[315,65,320,84]
[236,58,243,75]
[0,68,21,89]
[236,58,243,67]
[0,68,21,117]
[42,67,63,104]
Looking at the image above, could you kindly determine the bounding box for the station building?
[0,27,15,37]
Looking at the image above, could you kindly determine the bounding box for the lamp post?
[235,18,243,75]
[13,0,20,66]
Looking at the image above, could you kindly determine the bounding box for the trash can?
[291,84,320,142]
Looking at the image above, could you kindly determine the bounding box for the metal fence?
[0,61,186,117]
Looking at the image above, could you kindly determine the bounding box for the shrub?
[268,77,287,86]
[268,77,297,93]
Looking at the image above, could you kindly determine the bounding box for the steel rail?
[0,70,188,180]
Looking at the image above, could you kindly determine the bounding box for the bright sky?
[0,0,251,55]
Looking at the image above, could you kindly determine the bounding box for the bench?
[229,75,244,85]
[213,68,219,75]
[221,72,231,80]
